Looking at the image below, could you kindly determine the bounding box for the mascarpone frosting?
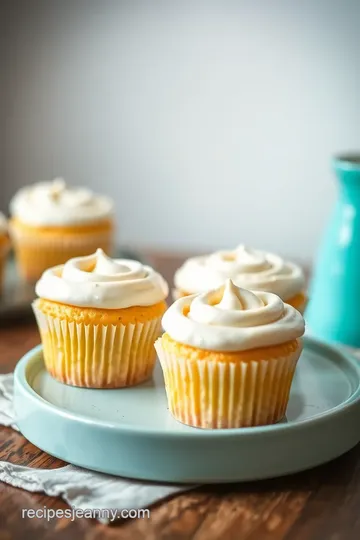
[10,178,113,226]
[35,249,169,309]
[162,279,305,351]
[174,245,305,301]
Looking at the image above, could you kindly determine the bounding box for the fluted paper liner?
[10,224,112,282]
[33,304,162,388]
[155,340,302,428]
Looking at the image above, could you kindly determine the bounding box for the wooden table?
[1,252,360,540]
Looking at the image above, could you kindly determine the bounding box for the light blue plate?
[13,337,360,483]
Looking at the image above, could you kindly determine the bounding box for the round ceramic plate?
[13,337,360,483]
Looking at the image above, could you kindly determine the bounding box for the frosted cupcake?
[33,249,168,388]
[174,245,307,314]
[156,279,305,429]
[9,178,114,282]
[0,213,10,293]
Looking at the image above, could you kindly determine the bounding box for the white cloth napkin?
[0,373,196,524]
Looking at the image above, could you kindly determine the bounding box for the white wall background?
[2,0,360,260]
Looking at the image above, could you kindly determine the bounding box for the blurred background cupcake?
[0,213,10,294]
[9,178,114,282]
[174,245,307,314]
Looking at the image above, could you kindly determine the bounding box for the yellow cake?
[173,245,307,314]
[33,249,168,388]
[9,178,114,282]
[156,280,305,429]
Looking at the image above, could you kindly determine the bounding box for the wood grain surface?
[0,252,359,540]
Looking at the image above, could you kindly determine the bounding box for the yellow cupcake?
[0,214,10,294]
[156,280,305,429]
[33,249,168,388]
[173,245,307,314]
[9,178,114,282]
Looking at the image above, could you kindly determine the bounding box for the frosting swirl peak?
[10,178,113,226]
[163,279,305,351]
[35,249,169,309]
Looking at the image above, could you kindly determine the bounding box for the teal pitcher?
[306,154,360,347]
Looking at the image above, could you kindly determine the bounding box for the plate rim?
[14,336,360,439]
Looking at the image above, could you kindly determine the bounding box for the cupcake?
[0,213,10,293]
[9,178,114,282]
[174,245,307,314]
[33,249,168,388]
[155,279,305,429]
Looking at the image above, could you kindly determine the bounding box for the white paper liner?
[10,222,113,280]
[156,340,302,428]
[33,304,162,388]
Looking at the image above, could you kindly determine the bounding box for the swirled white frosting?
[0,213,7,234]
[174,245,305,301]
[10,178,113,226]
[35,249,169,309]
[162,279,305,351]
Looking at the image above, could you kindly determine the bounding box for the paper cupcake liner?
[155,340,302,428]
[10,225,112,282]
[33,305,162,388]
